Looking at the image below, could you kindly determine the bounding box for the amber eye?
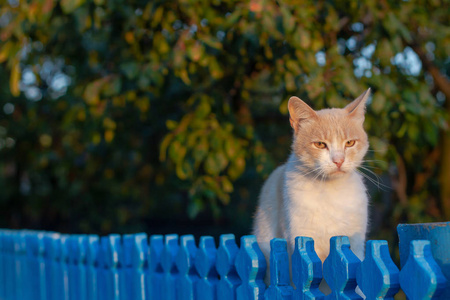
[346,140,356,147]
[313,142,327,149]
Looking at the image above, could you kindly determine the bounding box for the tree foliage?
[0,0,448,236]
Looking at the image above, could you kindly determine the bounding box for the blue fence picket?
[292,237,324,300]
[43,233,59,300]
[323,236,361,300]
[235,235,267,300]
[148,235,164,300]
[265,238,294,300]
[123,233,148,300]
[399,240,447,299]
[98,237,107,300]
[216,234,241,300]
[2,229,450,300]
[5,232,15,300]
[60,235,70,300]
[356,240,399,299]
[161,234,179,300]
[15,232,27,300]
[68,235,88,300]
[0,231,4,300]
[26,232,47,300]
[86,235,100,300]
[195,236,219,300]
[122,234,133,300]
[397,221,450,299]
[102,235,122,300]
[176,234,198,300]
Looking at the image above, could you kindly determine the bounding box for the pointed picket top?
[128,233,148,269]
[265,238,294,300]
[86,235,99,267]
[292,237,324,300]
[176,235,197,276]
[323,236,362,300]
[149,235,164,273]
[161,234,180,300]
[399,240,447,300]
[123,234,134,269]
[176,234,198,300]
[356,240,399,299]
[195,236,219,300]
[161,234,179,273]
[102,234,122,269]
[68,235,88,265]
[216,234,241,300]
[236,235,267,300]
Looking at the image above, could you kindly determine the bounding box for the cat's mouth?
[329,170,346,175]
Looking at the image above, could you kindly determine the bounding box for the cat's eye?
[313,142,327,149]
[346,140,356,147]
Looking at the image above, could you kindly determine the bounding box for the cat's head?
[288,89,370,179]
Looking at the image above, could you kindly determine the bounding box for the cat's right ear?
[288,96,317,132]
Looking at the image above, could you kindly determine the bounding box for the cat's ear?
[345,88,371,122]
[288,96,317,132]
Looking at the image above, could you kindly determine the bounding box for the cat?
[252,88,371,285]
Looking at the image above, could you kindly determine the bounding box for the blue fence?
[0,228,448,300]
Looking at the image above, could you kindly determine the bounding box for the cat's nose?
[333,158,344,168]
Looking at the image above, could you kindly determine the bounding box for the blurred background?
[0,0,448,249]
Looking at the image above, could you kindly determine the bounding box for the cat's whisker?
[360,159,386,164]
[366,149,387,153]
[356,169,391,191]
[358,165,383,180]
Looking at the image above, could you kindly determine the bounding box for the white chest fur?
[283,160,368,260]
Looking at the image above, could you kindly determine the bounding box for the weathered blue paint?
[398,221,450,299]
[161,234,179,300]
[1,228,449,300]
[235,235,267,300]
[148,235,164,300]
[176,234,198,300]
[323,236,362,300]
[216,234,241,300]
[292,237,324,300]
[195,236,219,300]
[356,240,399,299]
[265,239,294,300]
[399,240,447,300]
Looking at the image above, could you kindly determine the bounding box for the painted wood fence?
[0,227,448,300]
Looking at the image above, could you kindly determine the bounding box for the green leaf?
[228,156,245,180]
[204,152,228,175]
[120,62,139,80]
[60,0,86,14]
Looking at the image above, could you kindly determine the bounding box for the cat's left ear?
[345,88,371,122]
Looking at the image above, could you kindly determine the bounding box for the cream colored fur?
[252,89,371,283]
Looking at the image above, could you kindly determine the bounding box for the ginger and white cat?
[253,89,371,270]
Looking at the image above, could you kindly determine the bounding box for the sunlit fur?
[252,89,371,286]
